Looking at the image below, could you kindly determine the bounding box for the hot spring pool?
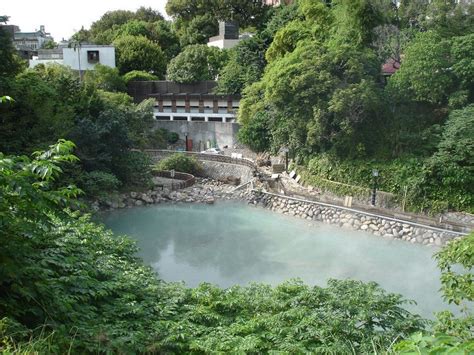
[101,201,453,318]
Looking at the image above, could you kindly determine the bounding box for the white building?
[208,22,241,50]
[62,45,115,70]
[29,45,116,70]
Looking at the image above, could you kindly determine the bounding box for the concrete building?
[128,81,239,123]
[127,81,241,150]
[62,45,116,71]
[152,93,239,123]
[29,45,116,70]
[13,25,53,50]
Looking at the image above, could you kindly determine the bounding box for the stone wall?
[200,161,254,184]
[248,191,467,247]
[144,150,256,185]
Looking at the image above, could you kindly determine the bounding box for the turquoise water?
[101,201,452,318]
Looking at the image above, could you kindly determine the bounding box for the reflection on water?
[101,201,454,318]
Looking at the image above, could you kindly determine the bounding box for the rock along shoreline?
[93,178,464,248]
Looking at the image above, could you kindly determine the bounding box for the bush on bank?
[301,152,473,213]
[155,153,203,176]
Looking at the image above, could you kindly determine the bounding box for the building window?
[87,50,100,63]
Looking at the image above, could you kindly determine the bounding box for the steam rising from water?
[101,201,454,318]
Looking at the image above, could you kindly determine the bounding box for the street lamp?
[371,169,379,206]
[281,147,289,172]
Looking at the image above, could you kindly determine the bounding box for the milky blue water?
[101,201,453,318]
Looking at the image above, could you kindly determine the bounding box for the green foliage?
[0,96,13,104]
[0,68,76,154]
[0,24,24,78]
[388,31,454,104]
[86,7,163,42]
[166,44,228,83]
[155,153,202,175]
[303,154,427,207]
[113,150,152,188]
[410,105,474,212]
[83,63,126,92]
[166,0,269,46]
[436,233,474,306]
[114,35,166,76]
[423,0,474,38]
[123,70,158,84]
[215,36,268,95]
[395,233,474,353]
[331,0,390,47]
[167,131,179,144]
[178,14,219,47]
[394,331,474,354]
[79,170,121,198]
[237,111,271,152]
[97,89,133,106]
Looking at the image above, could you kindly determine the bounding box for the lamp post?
[281,147,289,172]
[185,133,188,152]
[371,169,379,206]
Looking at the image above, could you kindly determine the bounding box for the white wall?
[62,47,116,70]
[207,39,241,49]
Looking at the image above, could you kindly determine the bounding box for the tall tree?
[113,35,166,76]
[0,19,24,79]
[166,44,227,83]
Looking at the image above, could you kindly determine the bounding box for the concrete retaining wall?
[153,121,240,150]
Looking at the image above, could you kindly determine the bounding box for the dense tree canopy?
[166,0,270,46]
[234,0,474,212]
[113,35,166,76]
[0,22,24,79]
[166,44,227,83]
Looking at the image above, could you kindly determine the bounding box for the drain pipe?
[232,179,255,193]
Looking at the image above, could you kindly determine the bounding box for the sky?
[3,0,169,41]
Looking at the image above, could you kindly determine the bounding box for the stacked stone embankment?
[93,179,239,211]
[247,191,467,247]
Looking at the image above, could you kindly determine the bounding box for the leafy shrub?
[410,105,474,213]
[166,44,227,83]
[155,153,202,175]
[237,111,271,152]
[79,170,121,198]
[113,150,153,188]
[123,70,158,84]
[167,131,179,144]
